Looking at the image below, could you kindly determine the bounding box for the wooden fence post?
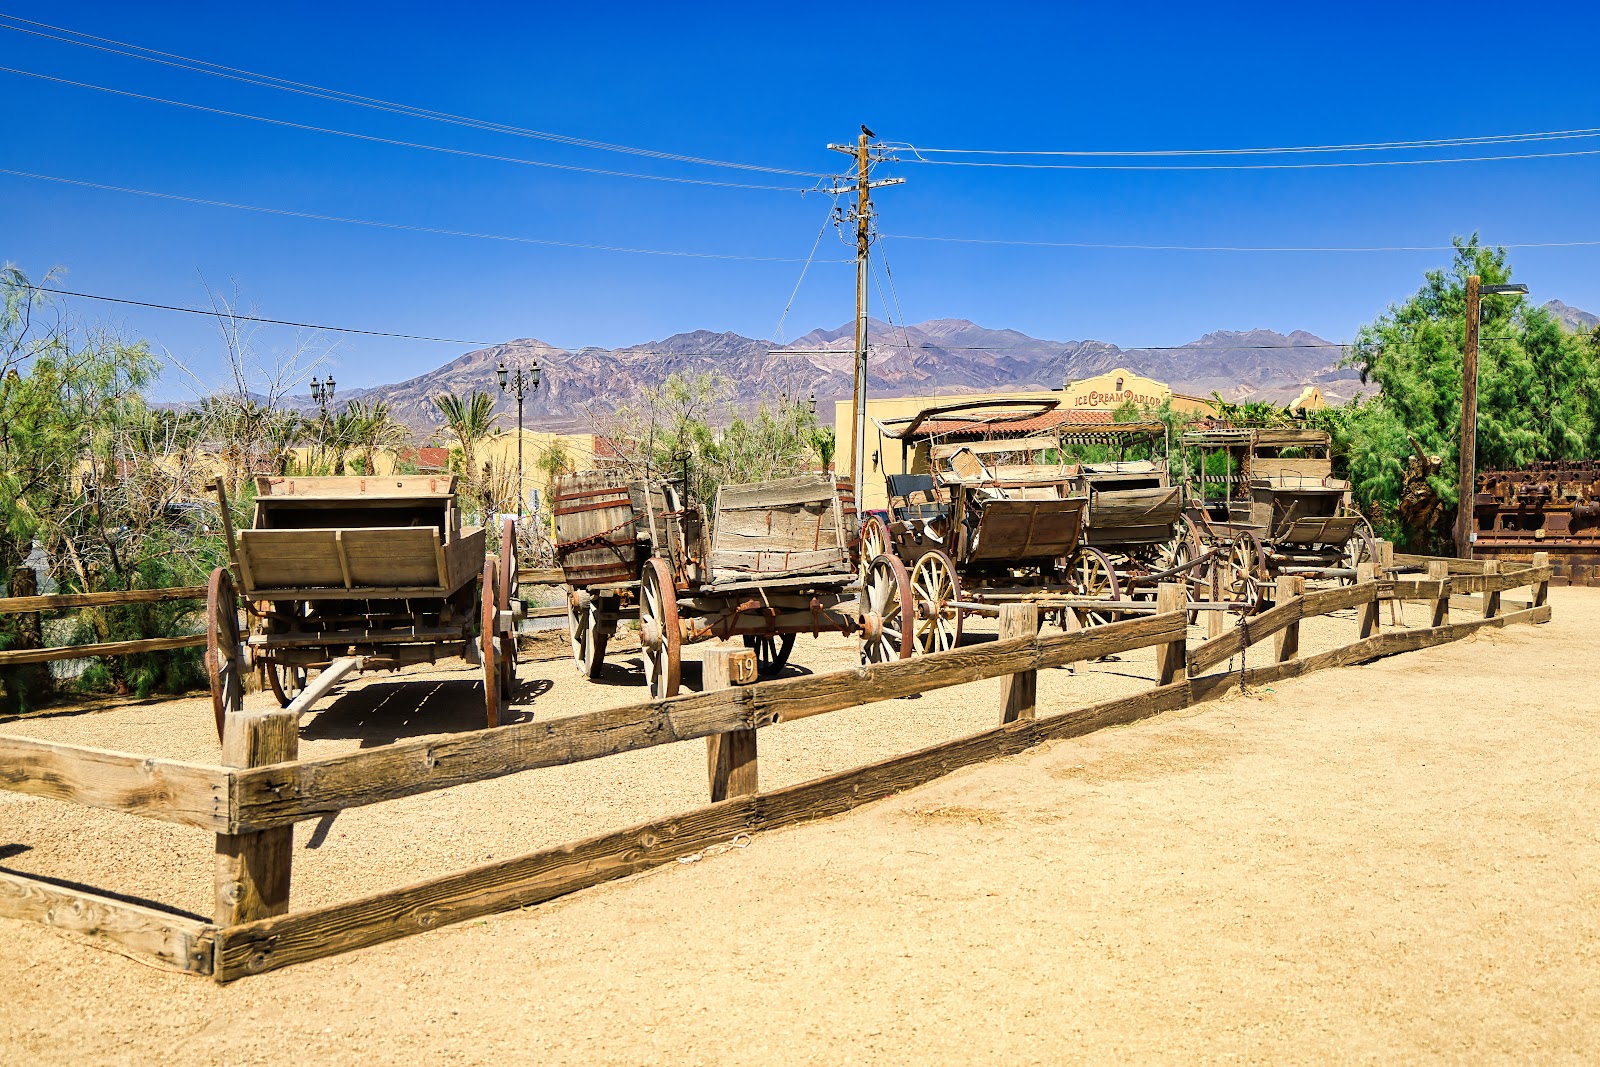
[1357,562,1380,639]
[1154,582,1186,685]
[1531,551,1550,610]
[1481,559,1501,619]
[1274,576,1304,663]
[999,603,1039,724]
[704,647,759,802]
[1427,560,1451,627]
[216,711,298,927]
[1206,564,1225,639]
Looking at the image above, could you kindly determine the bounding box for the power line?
[881,232,1600,252]
[0,166,854,263]
[886,144,1600,171]
[0,65,827,194]
[0,14,828,179]
[887,126,1600,158]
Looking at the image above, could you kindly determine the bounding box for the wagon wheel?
[743,633,796,675]
[858,514,891,572]
[1070,546,1125,627]
[1217,532,1268,615]
[481,559,500,728]
[568,590,610,679]
[640,557,682,698]
[206,566,245,741]
[859,553,914,664]
[910,549,963,654]
[266,660,307,708]
[1339,531,1379,586]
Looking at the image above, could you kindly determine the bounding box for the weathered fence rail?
[0,583,208,666]
[0,552,1554,981]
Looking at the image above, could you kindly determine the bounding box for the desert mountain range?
[338,300,1594,434]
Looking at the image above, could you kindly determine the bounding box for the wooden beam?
[1481,559,1501,619]
[516,567,566,586]
[213,681,1193,980]
[1447,564,1551,594]
[0,734,230,831]
[1532,552,1550,610]
[0,585,206,614]
[0,633,207,667]
[215,712,299,934]
[704,648,758,803]
[1427,560,1451,626]
[1357,563,1380,640]
[998,603,1039,724]
[1189,596,1302,676]
[1275,576,1304,662]
[1153,583,1186,686]
[229,611,1187,832]
[0,869,214,975]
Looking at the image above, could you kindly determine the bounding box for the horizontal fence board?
[1188,597,1302,676]
[1448,565,1551,594]
[229,612,1185,832]
[516,568,566,586]
[0,869,214,974]
[215,681,1192,980]
[0,585,206,614]
[0,633,206,667]
[0,734,230,832]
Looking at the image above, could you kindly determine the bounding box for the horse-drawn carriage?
[1181,427,1377,610]
[555,469,875,695]
[206,475,520,740]
[864,399,1138,650]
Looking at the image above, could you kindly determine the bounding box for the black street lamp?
[309,374,335,416]
[497,359,542,515]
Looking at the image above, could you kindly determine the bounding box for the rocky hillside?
[1545,299,1599,333]
[355,318,1369,434]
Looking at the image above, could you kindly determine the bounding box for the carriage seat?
[886,474,951,525]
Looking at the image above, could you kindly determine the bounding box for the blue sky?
[5,1,1600,399]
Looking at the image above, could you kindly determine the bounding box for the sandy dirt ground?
[1,588,1596,1064]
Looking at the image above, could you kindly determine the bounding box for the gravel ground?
[2,586,1593,1063]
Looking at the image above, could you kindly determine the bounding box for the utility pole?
[827,127,903,499]
[1455,274,1481,560]
[1454,277,1529,558]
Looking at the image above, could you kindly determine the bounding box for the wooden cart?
[866,400,1118,652]
[556,470,879,692]
[1181,428,1378,610]
[205,476,520,740]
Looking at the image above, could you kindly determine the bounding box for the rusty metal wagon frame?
[205,475,520,740]
[1180,427,1378,611]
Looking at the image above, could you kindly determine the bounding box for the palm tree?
[345,400,411,475]
[433,391,501,485]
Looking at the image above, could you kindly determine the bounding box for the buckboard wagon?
[206,475,520,739]
[556,470,879,695]
[1181,428,1378,610]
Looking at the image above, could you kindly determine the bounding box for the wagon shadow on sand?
[298,675,554,748]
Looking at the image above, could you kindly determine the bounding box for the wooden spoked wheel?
[481,559,500,728]
[910,549,963,655]
[266,660,307,708]
[744,633,796,676]
[1339,532,1379,586]
[207,566,245,741]
[497,517,520,700]
[1070,546,1125,627]
[859,553,914,665]
[859,515,891,573]
[568,591,610,679]
[1218,533,1268,614]
[640,557,682,699]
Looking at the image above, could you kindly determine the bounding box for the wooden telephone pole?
[1455,274,1481,559]
[827,128,902,498]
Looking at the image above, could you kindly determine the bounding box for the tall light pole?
[1455,277,1528,558]
[309,374,335,472]
[497,359,541,515]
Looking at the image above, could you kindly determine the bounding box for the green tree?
[1345,235,1598,548]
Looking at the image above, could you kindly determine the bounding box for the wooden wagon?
[206,476,520,739]
[556,470,877,693]
[1181,428,1378,610]
[866,400,1120,651]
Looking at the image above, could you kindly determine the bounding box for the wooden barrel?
[552,470,641,588]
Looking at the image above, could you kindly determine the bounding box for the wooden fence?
[0,553,1553,981]
[0,584,208,667]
